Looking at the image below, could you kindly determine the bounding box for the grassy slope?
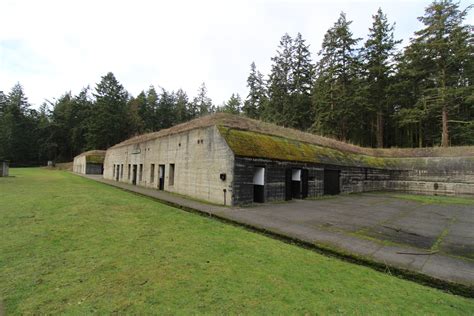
[0,169,473,314]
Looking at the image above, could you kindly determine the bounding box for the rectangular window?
[169,163,175,186]
[113,164,116,178]
[139,164,143,182]
[120,164,124,179]
[128,164,131,180]
[150,164,155,183]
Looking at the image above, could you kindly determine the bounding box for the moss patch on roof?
[218,126,394,169]
[75,150,106,161]
[86,155,105,164]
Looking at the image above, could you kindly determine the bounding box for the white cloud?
[0,0,472,107]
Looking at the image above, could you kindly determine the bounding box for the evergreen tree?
[35,103,54,162]
[127,96,145,136]
[88,72,130,149]
[402,0,473,147]
[134,91,150,131]
[312,12,362,141]
[362,8,401,147]
[0,83,38,163]
[156,88,176,129]
[265,33,294,126]
[0,91,7,114]
[243,62,266,119]
[70,88,93,154]
[192,83,213,117]
[175,89,190,123]
[50,92,74,160]
[222,93,242,114]
[146,86,160,130]
[291,32,314,130]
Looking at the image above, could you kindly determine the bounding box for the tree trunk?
[440,68,449,147]
[376,111,384,148]
[418,123,423,148]
[441,105,449,147]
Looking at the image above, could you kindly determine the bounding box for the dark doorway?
[132,164,138,185]
[291,169,301,199]
[116,165,120,181]
[324,169,340,195]
[158,164,165,190]
[253,167,265,203]
[285,169,292,201]
[301,169,309,199]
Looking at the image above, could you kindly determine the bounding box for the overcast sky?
[1,0,472,108]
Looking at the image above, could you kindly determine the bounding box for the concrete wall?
[233,157,324,205]
[385,157,474,196]
[0,161,9,177]
[232,155,474,205]
[336,157,474,197]
[73,156,103,175]
[73,156,87,174]
[104,126,235,205]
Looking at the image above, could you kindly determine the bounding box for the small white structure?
[0,161,9,177]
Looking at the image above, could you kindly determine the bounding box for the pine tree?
[291,32,314,130]
[126,96,145,136]
[133,91,149,131]
[70,88,93,154]
[35,102,54,162]
[156,88,176,129]
[362,8,401,147]
[404,0,473,147]
[222,93,242,114]
[146,86,160,130]
[192,83,213,117]
[88,72,129,149]
[0,83,38,163]
[265,33,294,126]
[243,62,266,119]
[312,12,362,141]
[0,91,7,114]
[175,89,190,123]
[51,92,74,160]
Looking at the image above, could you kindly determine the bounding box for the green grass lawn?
[1,169,473,314]
[390,193,474,205]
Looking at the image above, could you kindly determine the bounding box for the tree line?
[0,76,230,164]
[0,0,472,165]
[244,0,473,148]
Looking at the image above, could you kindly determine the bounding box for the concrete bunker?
[73,150,105,175]
[100,113,474,206]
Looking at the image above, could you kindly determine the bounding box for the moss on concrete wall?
[218,126,391,169]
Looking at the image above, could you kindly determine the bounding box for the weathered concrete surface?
[104,126,235,205]
[82,174,474,290]
[73,150,105,175]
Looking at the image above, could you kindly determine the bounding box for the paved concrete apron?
[83,174,474,288]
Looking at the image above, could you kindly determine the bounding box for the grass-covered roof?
[74,150,106,164]
[108,113,474,167]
